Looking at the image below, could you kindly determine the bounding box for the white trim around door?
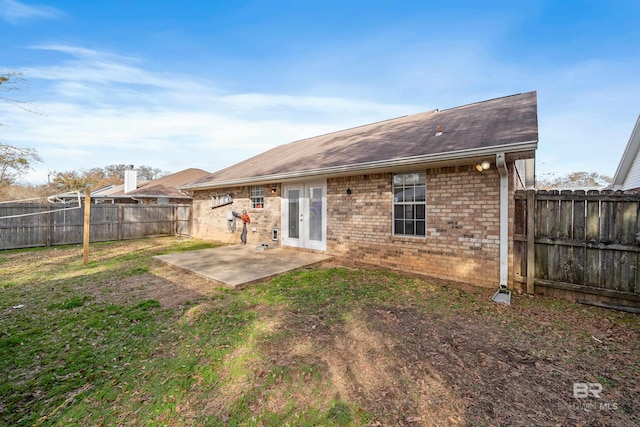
[281,181,327,251]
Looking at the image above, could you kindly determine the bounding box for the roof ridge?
[438,91,533,112]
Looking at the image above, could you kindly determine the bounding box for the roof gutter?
[181,140,537,190]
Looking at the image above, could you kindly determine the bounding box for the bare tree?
[536,171,612,190]
[0,144,42,191]
[0,71,37,119]
[0,72,42,192]
[49,164,169,192]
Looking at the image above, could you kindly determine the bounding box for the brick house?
[180,92,538,289]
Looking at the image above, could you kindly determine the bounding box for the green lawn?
[1,237,639,426]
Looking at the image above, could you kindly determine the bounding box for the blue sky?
[1,0,639,184]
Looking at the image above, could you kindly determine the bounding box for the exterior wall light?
[476,161,491,172]
[346,188,352,195]
[271,187,277,194]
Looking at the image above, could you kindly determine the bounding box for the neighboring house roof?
[91,182,149,198]
[48,168,209,202]
[105,168,209,199]
[612,115,640,191]
[182,91,538,190]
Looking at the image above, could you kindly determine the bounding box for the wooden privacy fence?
[0,203,191,250]
[514,190,640,305]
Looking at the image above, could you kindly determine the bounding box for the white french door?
[281,181,327,251]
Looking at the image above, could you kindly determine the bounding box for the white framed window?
[393,171,426,237]
[251,186,264,209]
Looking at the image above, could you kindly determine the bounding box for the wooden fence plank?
[535,199,547,238]
[586,200,600,243]
[602,250,615,289]
[526,190,535,294]
[0,203,190,250]
[600,200,614,244]
[621,202,638,245]
[573,199,586,241]
[559,198,573,239]
[584,248,601,287]
[516,189,640,301]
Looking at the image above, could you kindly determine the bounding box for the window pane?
[415,186,426,202]
[405,187,415,202]
[416,172,426,185]
[405,173,419,185]
[394,205,404,219]
[404,205,414,219]
[416,204,425,219]
[416,221,426,236]
[309,187,323,241]
[394,220,404,235]
[394,188,404,203]
[405,220,415,235]
[288,189,299,239]
[393,174,404,186]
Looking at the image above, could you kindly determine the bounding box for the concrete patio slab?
[153,244,331,288]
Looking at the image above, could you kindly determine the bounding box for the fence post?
[118,204,124,240]
[46,204,52,247]
[526,189,536,294]
[83,188,91,266]
[173,205,177,236]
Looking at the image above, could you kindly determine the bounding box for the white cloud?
[0,0,62,23]
[3,45,417,184]
[6,40,639,185]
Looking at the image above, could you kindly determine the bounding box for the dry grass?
[1,237,639,426]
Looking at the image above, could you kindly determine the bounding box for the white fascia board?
[612,115,640,188]
[126,194,191,199]
[181,140,538,191]
[525,158,535,190]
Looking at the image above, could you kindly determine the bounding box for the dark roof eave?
[181,140,537,191]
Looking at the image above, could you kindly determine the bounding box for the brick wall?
[191,184,281,246]
[326,164,515,288]
[190,164,517,289]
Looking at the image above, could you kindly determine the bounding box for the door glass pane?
[309,187,323,241]
[288,189,299,239]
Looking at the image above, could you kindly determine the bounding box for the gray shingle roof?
[115,168,209,198]
[184,92,538,190]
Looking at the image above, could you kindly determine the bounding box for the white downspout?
[496,153,509,289]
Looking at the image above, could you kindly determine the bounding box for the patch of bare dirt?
[225,296,640,426]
